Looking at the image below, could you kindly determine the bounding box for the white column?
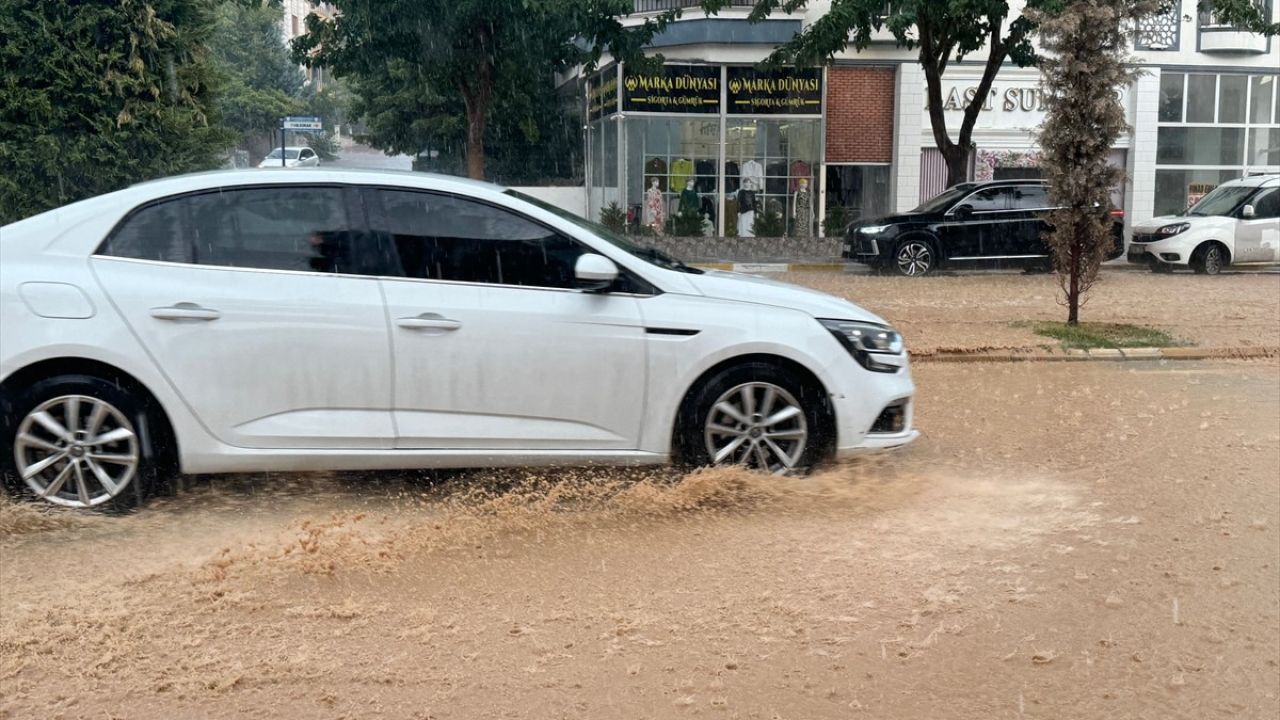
[1128,70,1161,230]
[892,63,924,213]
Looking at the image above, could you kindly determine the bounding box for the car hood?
[684,270,887,324]
[1134,214,1237,232]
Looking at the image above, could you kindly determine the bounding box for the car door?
[1234,187,1280,263]
[1002,184,1054,260]
[936,186,1011,262]
[299,148,318,167]
[91,185,397,449]
[369,188,649,451]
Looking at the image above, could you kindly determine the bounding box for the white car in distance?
[258,146,320,168]
[1129,174,1280,274]
[0,169,917,511]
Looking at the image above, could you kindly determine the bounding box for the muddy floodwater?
[2,361,1278,719]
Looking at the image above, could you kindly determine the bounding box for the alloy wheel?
[1204,246,1222,275]
[13,395,139,508]
[896,241,933,276]
[703,382,809,474]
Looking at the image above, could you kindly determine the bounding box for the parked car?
[258,146,320,168]
[844,180,1125,276]
[1129,174,1280,275]
[0,170,917,510]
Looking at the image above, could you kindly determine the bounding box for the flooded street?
[2,360,1278,719]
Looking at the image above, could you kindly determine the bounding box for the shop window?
[626,117,719,234]
[1158,72,1184,122]
[1186,74,1217,123]
[724,119,820,237]
[1249,127,1280,166]
[825,165,891,230]
[1219,75,1248,124]
[1251,76,1275,124]
[1157,127,1245,165]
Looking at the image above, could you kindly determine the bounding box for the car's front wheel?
[679,363,830,474]
[1191,242,1226,276]
[2,375,162,511]
[893,238,936,277]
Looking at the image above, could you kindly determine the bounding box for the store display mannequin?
[793,178,813,238]
[738,159,763,238]
[679,180,699,215]
[644,177,665,235]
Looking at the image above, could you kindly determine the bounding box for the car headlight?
[819,319,905,373]
[1157,222,1190,236]
[859,225,890,235]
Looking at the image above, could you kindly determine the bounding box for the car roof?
[1222,173,1280,188]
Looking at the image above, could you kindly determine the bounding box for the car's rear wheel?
[1191,243,1225,276]
[679,363,830,475]
[893,239,936,277]
[2,375,162,511]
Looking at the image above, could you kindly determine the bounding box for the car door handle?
[150,303,221,321]
[396,313,461,331]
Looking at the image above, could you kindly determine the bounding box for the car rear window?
[98,199,194,264]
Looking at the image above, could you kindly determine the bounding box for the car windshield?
[912,185,973,214]
[265,149,301,160]
[1185,185,1255,217]
[504,190,703,274]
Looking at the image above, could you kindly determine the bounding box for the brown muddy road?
[2,361,1278,719]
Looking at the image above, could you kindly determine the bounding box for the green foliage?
[1030,321,1180,349]
[599,202,628,232]
[1034,0,1156,324]
[673,208,705,236]
[292,1,677,180]
[1203,0,1280,35]
[752,200,787,237]
[0,0,234,224]
[823,205,850,237]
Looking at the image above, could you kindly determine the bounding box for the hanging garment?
[765,161,788,195]
[725,161,741,194]
[740,160,764,192]
[789,160,812,192]
[644,186,665,233]
[793,189,813,238]
[694,159,716,193]
[644,158,668,191]
[679,187,700,215]
[669,158,695,192]
[737,188,756,238]
[699,195,716,222]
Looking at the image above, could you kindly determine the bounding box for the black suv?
[844,180,1124,276]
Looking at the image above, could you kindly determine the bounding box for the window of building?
[624,117,719,233]
[825,165,891,230]
[1154,72,1280,215]
[379,190,588,289]
[724,118,820,236]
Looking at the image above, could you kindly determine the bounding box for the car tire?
[892,238,936,277]
[677,362,831,475]
[1191,243,1226,276]
[1,374,166,511]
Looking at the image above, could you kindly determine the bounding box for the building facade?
[575,0,1279,237]
[280,0,335,88]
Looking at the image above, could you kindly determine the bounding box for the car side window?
[378,190,590,289]
[1009,186,1050,211]
[187,187,357,273]
[959,187,1010,212]
[1250,188,1279,219]
[300,149,314,160]
[99,199,194,263]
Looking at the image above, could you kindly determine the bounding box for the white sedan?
[0,170,917,510]
[258,146,320,168]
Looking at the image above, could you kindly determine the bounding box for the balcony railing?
[631,0,757,12]
[1198,0,1271,53]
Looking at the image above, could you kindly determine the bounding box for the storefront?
[585,62,825,237]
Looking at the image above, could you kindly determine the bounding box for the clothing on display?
[679,184,699,215]
[694,160,716,193]
[724,161,741,194]
[765,161,788,195]
[644,180,665,233]
[740,160,764,192]
[669,158,695,191]
[737,188,756,238]
[644,158,668,191]
[789,160,812,192]
[793,185,813,238]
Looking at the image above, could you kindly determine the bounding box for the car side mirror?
[952,204,973,218]
[1241,204,1256,219]
[574,253,619,292]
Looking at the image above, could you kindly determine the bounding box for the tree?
[1034,0,1154,324]
[702,0,1046,187]
[0,0,234,224]
[208,0,305,150]
[291,1,676,180]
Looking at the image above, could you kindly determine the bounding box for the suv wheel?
[1191,243,1225,276]
[893,239,936,277]
[2,375,162,510]
[678,363,829,475]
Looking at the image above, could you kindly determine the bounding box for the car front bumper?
[1127,235,1192,266]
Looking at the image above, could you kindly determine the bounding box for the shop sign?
[588,70,618,121]
[727,67,823,115]
[1187,183,1216,208]
[622,65,720,113]
[926,79,1130,130]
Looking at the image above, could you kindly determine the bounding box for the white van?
[1129,174,1280,275]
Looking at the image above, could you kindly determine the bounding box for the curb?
[911,346,1280,364]
[692,262,844,273]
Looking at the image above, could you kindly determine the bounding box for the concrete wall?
[510,186,589,219]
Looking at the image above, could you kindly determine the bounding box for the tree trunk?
[1067,243,1081,325]
[463,97,486,180]
[941,143,969,188]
